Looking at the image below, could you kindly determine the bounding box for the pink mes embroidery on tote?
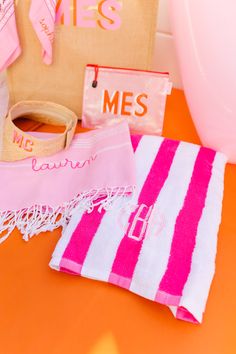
[56,0,122,30]
[32,155,97,172]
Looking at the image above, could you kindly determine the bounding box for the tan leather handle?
[1,101,77,161]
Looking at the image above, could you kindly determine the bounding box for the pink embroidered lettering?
[56,0,122,29]
[32,155,97,172]
[39,18,54,43]
[127,204,154,241]
[13,131,24,148]
[23,139,34,152]
[118,203,166,241]
[13,131,34,152]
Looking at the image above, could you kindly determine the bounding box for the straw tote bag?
[7,0,159,117]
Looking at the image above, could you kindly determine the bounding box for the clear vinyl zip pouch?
[82,64,172,135]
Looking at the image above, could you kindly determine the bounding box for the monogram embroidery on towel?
[118,203,166,241]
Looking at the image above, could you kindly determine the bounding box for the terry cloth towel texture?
[0,122,135,243]
[29,0,56,65]
[0,0,21,71]
[50,134,227,324]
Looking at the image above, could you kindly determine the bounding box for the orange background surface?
[0,89,236,354]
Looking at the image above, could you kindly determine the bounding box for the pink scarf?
[0,0,21,71]
[0,122,135,243]
[0,72,9,151]
[50,135,226,324]
[29,0,56,64]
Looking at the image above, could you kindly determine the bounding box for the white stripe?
[96,142,130,155]
[71,142,131,154]
[80,136,164,281]
[177,153,226,323]
[130,142,200,300]
[169,306,177,317]
[71,124,129,146]
[0,3,14,31]
[45,0,56,19]
[49,205,85,270]
[72,131,127,146]
[27,127,127,145]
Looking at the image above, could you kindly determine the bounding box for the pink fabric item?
[61,136,141,269]
[0,0,21,71]
[29,0,56,65]
[0,122,135,243]
[50,135,227,324]
[82,64,172,135]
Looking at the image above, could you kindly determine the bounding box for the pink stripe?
[109,274,131,289]
[157,148,216,298]
[155,291,181,306]
[61,209,106,274]
[131,135,142,151]
[176,307,199,324]
[60,258,83,275]
[109,140,179,286]
[61,136,142,272]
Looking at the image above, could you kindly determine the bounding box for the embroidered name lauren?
[32,155,97,172]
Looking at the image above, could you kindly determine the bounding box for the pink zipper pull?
[92,65,99,88]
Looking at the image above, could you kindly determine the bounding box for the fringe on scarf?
[0,186,135,243]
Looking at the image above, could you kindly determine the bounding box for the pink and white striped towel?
[50,135,227,324]
[0,0,21,71]
[29,0,56,65]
